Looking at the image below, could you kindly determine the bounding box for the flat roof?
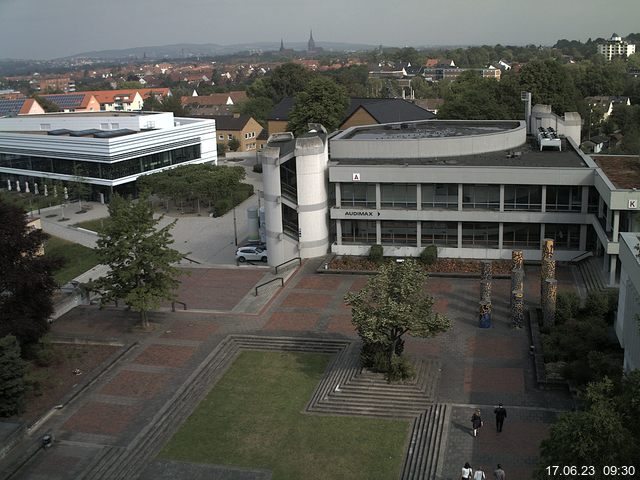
[341,120,521,140]
[593,155,640,189]
[10,111,163,118]
[331,137,588,169]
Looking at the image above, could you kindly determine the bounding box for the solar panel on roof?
[0,99,26,116]
[42,94,85,109]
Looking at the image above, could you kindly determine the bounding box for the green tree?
[235,96,273,127]
[263,63,314,102]
[287,77,349,134]
[518,59,580,114]
[71,165,91,211]
[0,201,62,347]
[344,259,450,378]
[144,95,188,116]
[227,137,241,152]
[536,378,640,479]
[0,335,26,417]
[32,94,60,113]
[92,193,184,329]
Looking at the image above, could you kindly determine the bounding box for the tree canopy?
[92,193,184,329]
[0,335,26,417]
[536,374,640,479]
[0,201,62,347]
[344,259,450,379]
[287,77,349,134]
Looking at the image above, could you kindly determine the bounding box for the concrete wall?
[330,121,526,159]
[0,111,175,131]
[261,144,287,267]
[530,105,582,145]
[616,232,640,371]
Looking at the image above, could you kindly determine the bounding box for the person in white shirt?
[461,462,473,479]
[474,467,486,480]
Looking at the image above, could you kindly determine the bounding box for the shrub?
[387,354,416,382]
[368,244,384,264]
[213,198,232,217]
[419,245,438,266]
[584,291,611,320]
[556,292,581,323]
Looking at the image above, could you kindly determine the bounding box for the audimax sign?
[344,211,381,217]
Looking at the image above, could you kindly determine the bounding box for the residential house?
[211,114,263,152]
[40,93,101,112]
[598,33,636,61]
[586,96,631,121]
[267,97,436,135]
[181,92,248,116]
[413,98,445,115]
[0,98,45,117]
[38,77,75,93]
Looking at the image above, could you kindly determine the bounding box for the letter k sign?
[629,199,638,209]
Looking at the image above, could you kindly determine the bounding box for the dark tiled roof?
[208,115,251,131]
[268,97,436,124]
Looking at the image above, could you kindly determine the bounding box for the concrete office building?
[0,111,216,200]
[616,232,640,371]
[262,107,640,288]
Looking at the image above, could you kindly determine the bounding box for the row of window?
[340,183,598,213]
[0,144,201,180]
[341,220,581,250]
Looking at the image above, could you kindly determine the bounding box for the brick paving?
[11,262,579,480]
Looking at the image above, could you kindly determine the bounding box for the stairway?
[401,404,450,480]
[577,256,607,293]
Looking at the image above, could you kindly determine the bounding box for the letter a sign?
[352,173,361,181]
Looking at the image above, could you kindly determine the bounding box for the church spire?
[280,38,284,52]
[307,29,316,52]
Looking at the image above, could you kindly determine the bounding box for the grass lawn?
[44,236,100,285]
[73,217,110,232]
[161,351,410,480]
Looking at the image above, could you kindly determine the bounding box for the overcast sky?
[0,0,638,60]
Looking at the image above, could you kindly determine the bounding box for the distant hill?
[64,41,378,60]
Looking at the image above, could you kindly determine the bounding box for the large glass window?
[462,222,499,248]
[462,185,500,210]
[381,221,417,245]
[381,183,417,209]
[0,144,200,180]
[421,221,458,246]
[546,186,582,212]
[545,224,580,250]
[504,185,542,211]
[503,223,541,248]
[279,158,297,200]
[342,220,376,244]
[341,183,376,208]
[588,186,599,214]
[282,204,298,239]
[421,184,458,209]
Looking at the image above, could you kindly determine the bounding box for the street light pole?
[233,205,238,246]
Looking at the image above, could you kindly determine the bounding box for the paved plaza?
[3,259,578,480]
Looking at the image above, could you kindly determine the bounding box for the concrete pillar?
[541,185,547,213]
[457,221,463,250]
[579,224,587,251]
[416,221,422,249]
[335,183,341,208]
[458,184,463,211]
[610,255,617,286]
[598,196,603,218]
[581,186,589,214]
[336,220,342,246]
[498,223,504,251]
[511,249,524,270]
[376,183,381,210]
[606,207,612,231]
[416,184,422,211]
[376,221,381,244]
[511,289,524,328]
[539,224,545,250]
[613,210,620,242]
[499,184,505,213]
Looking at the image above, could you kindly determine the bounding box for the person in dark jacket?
[471,409,483,437]
[494,403,507,432]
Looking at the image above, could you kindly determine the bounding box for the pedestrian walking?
[494,463,506,480]
[471,408,483,437]
[461,462,473,479]
[473,467,486,480]
[494,403,507,432]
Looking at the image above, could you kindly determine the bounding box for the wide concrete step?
[401,404,449,480]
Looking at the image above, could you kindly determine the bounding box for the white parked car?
[235,246,268,263]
